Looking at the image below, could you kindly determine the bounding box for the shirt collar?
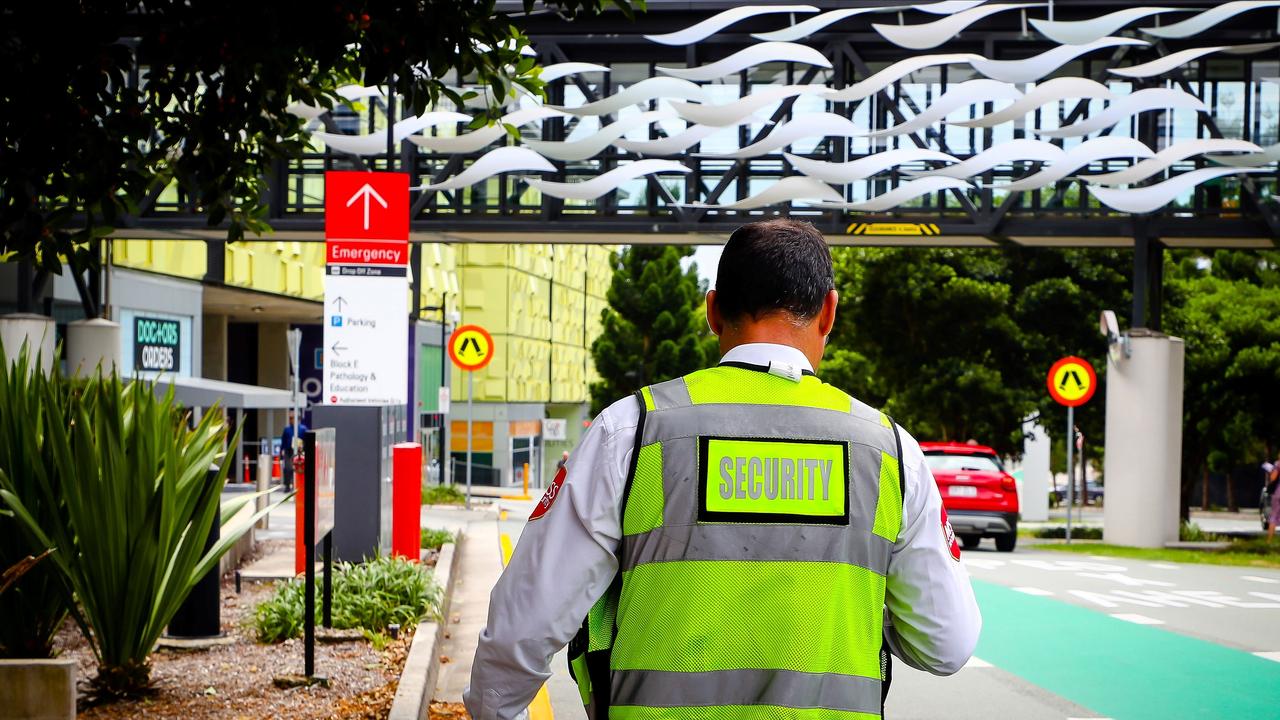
[719,343,814,373]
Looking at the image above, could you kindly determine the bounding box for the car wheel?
[961,535,981,551]
[995,532,1017,552]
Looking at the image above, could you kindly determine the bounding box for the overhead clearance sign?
[323,171,410,406]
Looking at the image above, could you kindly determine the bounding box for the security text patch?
[699,437,849,525]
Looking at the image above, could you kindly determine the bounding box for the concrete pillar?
[1103,330,1185,548]
[0,314,56,373]
[203,314,228,381]
[66,318,121,377]
[256,321,289,441]
[1020,417,1051,521]
[0,659,75,720]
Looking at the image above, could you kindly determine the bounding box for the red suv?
[920,442,1019,552]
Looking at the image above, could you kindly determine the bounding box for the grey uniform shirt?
[465,343,983,720]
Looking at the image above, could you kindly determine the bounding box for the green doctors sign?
[134,316,181,372]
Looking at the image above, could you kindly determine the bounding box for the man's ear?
[817,289,838,337]
[706,290,724,336]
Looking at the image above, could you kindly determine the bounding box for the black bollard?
[167,467,223,638]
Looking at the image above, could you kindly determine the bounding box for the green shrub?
[421,527,455,550]
[422,483,465,505]
[1032,526,1103,540]
[252,577,306,643]
[253,556,440,643]
[1179,521,1220,542]
[0,367,277,697]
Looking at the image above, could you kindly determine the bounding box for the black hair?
[714,219,834,323]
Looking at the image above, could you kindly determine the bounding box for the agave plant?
[0,345,72,659]
[0,367,275,697]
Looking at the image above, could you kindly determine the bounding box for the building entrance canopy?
[152,375,303,411]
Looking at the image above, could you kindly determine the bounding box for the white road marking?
[1013,586,1054,596]
[1076,571,1175,587]
[1253,652,1280,663]
[1072,588,1280,609]
[1242,575,1280,584]
[1111,613,1165,625]
[963,656,993,669]
[1147,563,1180,570]
[962,558,1007,570]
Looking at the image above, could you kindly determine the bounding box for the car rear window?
[923,452,1003,473]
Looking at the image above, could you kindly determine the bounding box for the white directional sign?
[323,171,410,406]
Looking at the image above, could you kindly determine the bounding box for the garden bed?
[58,570,415,719]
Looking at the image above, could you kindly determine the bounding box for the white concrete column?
[1020,418,1051,521]
[1103,331,1185,547]
[66,318,121,377]
[0,313,56,373]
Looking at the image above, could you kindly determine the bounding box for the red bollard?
[392,443,423,562]
[294,454,307,576]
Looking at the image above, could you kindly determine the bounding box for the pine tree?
[589,246,717,415]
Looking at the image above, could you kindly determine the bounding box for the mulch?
[56,543,421,720]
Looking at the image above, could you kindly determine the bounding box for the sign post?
[1046,356,1098,543]
[323,170,410,407]
[448,324,495,509]
[302,428,336,683]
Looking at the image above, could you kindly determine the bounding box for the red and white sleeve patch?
[529,466,566,521]
[941,506,961,561]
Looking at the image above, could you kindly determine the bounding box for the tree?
[825,247,1129,458]
[1165,250,1280,517]
[1,0,637,315]
[590,246,717,415]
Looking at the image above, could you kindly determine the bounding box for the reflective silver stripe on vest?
[621,523,893,574]
[611,668,882,714]
[641,402,898,457]
[648,377,693,411]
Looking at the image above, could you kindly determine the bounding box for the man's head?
[288,409,296,422]
[706,219,838,370]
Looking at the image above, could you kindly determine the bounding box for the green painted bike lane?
[973,580,1280,719]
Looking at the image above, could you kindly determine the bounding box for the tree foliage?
[589,246,717,414]
[1,0,636,280]
[825,247,1129,457]
[1166,250,1280,514]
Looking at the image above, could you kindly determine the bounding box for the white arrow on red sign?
[346,183,388,231]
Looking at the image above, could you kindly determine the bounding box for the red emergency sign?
[325,171,409,241]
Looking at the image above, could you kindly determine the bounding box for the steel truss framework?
[109,0,1280,252]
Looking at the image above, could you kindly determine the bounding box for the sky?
[682,244,723,290]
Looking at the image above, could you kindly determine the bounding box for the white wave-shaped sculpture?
[1037,89,1207,139]
[873,4,1039,50]
[644,5,819,45]
[670,85,828,126]
[419,147,556,192]
[698,113,861,159]
[656,42,833,82]
[952,78,1115,128]
[906,139,1067,178]
[524,110,674,162]
[1211,142,1280,167]
[810,177,973,211]
[548,77,706,116]
[614,124,722,156]
[539,62,611,82]
[822,54,983,102]
[409,107,569,154]
[1088,167,1271,213]
[971,37,1149,84]
[288,84,387,120]
[691,176,844,210]
[860,79,1023,139]
[752,7,901,41]
[523,160,691,200]
[1109,42,1280,79]
[915,1,990,13]
[1140,1,1280,39]
[1085,139,1264,185]
[784,149,957,184]
[1030,7,1189,45]
[314,112,471,156]
[992,137,1156,191]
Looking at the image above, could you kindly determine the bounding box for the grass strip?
[1032,541,1280,569]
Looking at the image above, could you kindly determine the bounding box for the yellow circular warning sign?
[1047,356,1097,407]
[449,324,494,372]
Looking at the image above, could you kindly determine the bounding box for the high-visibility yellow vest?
[570,364,905,720]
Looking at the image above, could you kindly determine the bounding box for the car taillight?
[1000,475,1017,492]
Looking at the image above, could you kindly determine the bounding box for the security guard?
[465,219,982,720]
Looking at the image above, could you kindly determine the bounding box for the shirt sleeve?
[883,427,983,675]
[463,397,639,720]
